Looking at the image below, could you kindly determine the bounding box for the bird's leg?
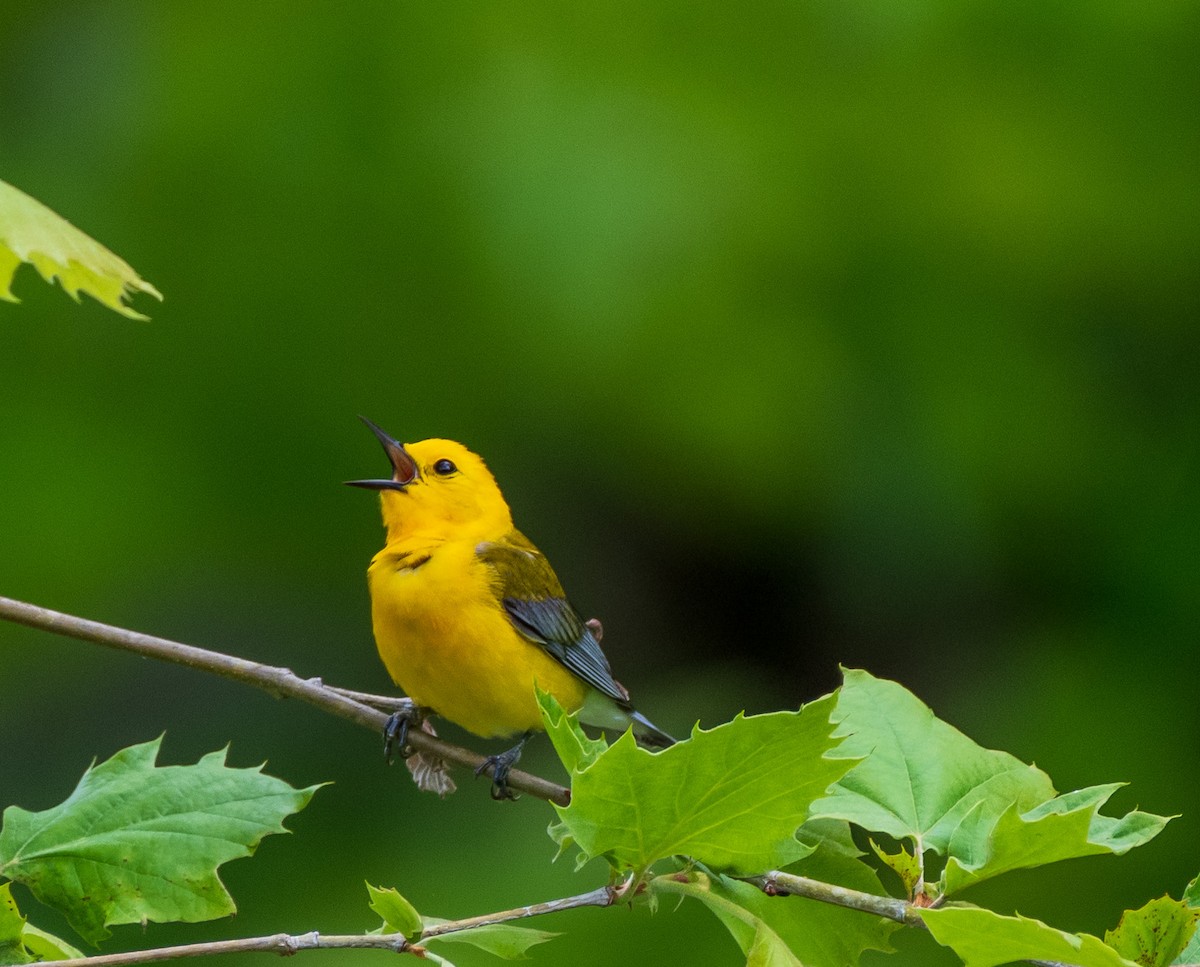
[475,731,532,801]
[383,704,427,764]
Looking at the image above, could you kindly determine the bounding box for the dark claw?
[474,732,530,801]
[383,710,415,764]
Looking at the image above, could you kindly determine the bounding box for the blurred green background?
[2,1,1197,964]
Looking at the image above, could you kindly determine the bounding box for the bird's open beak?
[345,417,419,491]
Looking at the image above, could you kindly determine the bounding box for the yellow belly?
[368,540,588,738]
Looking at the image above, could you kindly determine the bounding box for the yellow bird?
[348,418,673,798]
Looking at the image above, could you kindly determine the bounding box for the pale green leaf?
[944,783,1171,893]
[0,878,84,964]
[422,917,559,960]
[366,884,422,940]
[553,692,854,874]
[1105,896,1199,967]
[0,179,161,319]
[17,924,84,963]
[921,905,1140,967]
[0,737,321,944]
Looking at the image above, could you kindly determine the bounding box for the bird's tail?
[578,691,676,748]
[630,709,676,748]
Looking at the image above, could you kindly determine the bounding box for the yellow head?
[347,418,513,544]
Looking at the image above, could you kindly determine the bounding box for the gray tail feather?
[630,710,676,748]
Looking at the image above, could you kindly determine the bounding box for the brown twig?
[26,886,618,967]
[0,595,570,806]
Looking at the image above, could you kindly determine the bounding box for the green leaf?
[537,688,607,774]
[870,838,923,897]
[921,905,1140,967]
[679,822,897,967]
[1105,896,1199,967]
[553,692,855,874]
[777,819,900,964]
[0,737,321,944]
[745,924,802,967]
[16,923,84,964]
[0,179,161,319]
[1185,875,1200,909]
[812,669,1168,895]
[944,783,1171,893]
[422,918,559,960]
[366,884,422,941]
[0,883,30,966]
[653,873,803,967]
[812,669,1056,852]
[0,881,84,965]
[665,835,896,967]
[1178,875,1200,966]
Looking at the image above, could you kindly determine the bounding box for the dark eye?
[433,458,458,476]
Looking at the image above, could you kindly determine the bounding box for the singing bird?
[347,419,674,798]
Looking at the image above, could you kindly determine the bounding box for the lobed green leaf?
[944,783,1171,894]
[550,692,855,874]
[1104,895,1199,967]
[921,905,1140,967]
[812,669,1056,852]
[813,669,1169,895]
[0,737,321,944]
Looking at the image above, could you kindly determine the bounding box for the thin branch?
[28,886,619,967]
[0,595,1149,967]
[738,870,923,926]
[421,883,617,938]
[738,873,1078,967]
[0,595,570,806]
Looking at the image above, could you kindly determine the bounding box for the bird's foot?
[383,705,426,763]
[474,732,531,801]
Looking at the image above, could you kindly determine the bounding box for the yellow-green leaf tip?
[0,179,162,320]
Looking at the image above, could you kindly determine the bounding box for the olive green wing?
[477,532,630,707]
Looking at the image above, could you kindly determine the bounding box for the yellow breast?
[367,538,588,738]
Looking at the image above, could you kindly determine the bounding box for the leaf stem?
[0,595,570,806]
[26,887,618,967]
